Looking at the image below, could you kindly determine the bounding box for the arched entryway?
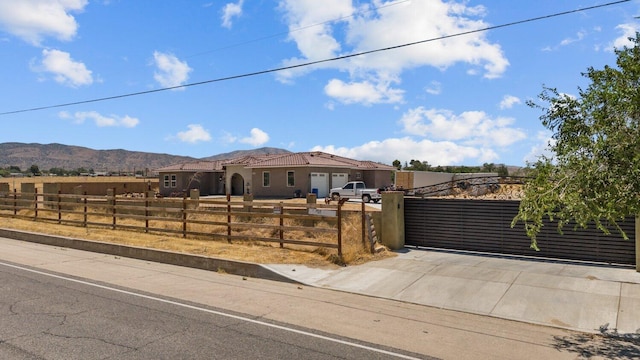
[230,173,244,195]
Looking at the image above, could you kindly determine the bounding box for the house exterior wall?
[158,171,225,197]
[248,167,394,198]
[159,157,395,198]
[158,172,189,196]
[225,165,252,196]
[251,167,315,198]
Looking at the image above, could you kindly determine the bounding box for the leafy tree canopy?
[513,33,640,250]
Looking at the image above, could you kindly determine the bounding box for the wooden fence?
[0,190,373,257]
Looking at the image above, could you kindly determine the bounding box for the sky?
[0,0,639,168]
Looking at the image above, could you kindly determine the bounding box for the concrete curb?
[0,228,300,284]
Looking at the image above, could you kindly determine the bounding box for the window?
[344,183,354,190]
[356,182,365,189]
[263,171,270,187]
[163,175,170,188]
[355,172,362,180]
[287,171,295,187]
[170,174,177,188]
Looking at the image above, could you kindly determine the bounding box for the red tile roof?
[224,151,395,170]
[155,160,225,172]
[157,152,395,172]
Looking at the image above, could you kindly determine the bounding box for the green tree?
[513,33,640,250]
[392,159,402,170]
[405,159,431,171]
[29,164,40,176]
[482,163,496,172]
[496,164,509,177]
[49,167,67,176]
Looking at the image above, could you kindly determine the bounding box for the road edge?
[0,228,301,284]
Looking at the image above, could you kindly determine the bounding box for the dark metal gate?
[404,198,636,266]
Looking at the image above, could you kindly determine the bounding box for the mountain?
[0,143,289,173]
[200,147,291,161]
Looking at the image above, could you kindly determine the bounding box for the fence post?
[108,188,116,230]
[182,194,187,238]
[34,188,38,221]
[83,192,87,227]
[361,202,366,248]
[226,194,232,243]
[337,201,343,258]
[279,202,284,248]
[13,189,17,216]
[57,190,62,224]
[144,191,149,233]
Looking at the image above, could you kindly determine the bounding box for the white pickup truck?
[329,181,382,203]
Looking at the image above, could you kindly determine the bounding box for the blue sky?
[0,0,638,167]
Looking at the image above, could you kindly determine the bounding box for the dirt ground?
[0,203,393,268]
[0,176,394,267]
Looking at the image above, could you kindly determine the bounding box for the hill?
[200,147,291,161]
[0,143,289,173]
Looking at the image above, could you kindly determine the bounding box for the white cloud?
[312,137,498,166]
[607,23,640,51]
[425,81,442,95]
[59,110,139,128]
[278,0,508,105]
[499,95,521,109]
[176,124,212,144]
[220,131,238,144]
[559,30,587,46]
[0,0,88,46]
[152,51,192,89]
[399,107,526,147]
[523,130,556,164]
[221,0,244,29]
[37,49,93,87]
[324,78,404,105]
[240,128,270,147]
[312,102,531,166]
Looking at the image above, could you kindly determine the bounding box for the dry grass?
[0,197,394,268]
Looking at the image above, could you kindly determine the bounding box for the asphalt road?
[0,261,426,360]
[0,237,608,360]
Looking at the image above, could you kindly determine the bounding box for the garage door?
[310,173,329,197]
[331,173,348,189]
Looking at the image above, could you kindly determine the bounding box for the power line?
[0,0,631,117]
[187,0,411,58]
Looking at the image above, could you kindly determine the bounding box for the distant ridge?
[0,143,290,172]
[200,147,291,161]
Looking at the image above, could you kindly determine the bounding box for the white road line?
[0,261,423,360]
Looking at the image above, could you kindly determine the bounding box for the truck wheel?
[331,193,340,201]
[362,194,371,203]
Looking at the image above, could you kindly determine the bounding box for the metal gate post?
[381,191,405,250]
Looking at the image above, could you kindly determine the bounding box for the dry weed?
[0,199,394,267]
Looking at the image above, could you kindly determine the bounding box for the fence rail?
[0,190,370,257]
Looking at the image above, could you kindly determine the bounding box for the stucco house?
[156,151,395,198]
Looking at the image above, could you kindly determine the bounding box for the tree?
[496,164,509,177]
[482,163,496,172]
[392,159,402,170]
[29,164,40,176]
[513,33,640,250]
[405,159,431,171]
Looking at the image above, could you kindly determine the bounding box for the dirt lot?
[0,179,392,267]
